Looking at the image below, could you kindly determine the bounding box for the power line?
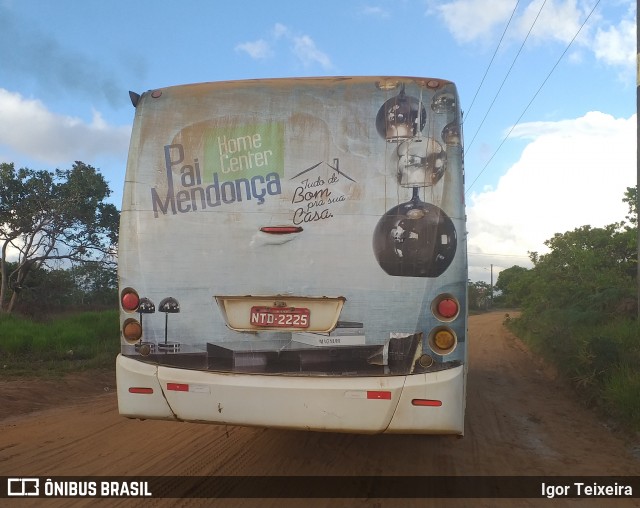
[464,0,520,122]
[465,0,548,156]
[465,0,603,195]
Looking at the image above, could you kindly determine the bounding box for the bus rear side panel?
[117,77,468,434]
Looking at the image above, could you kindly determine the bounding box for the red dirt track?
[1,312,638,507]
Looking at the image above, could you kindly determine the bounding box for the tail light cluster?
[120,288,180,354]
[427,294,461,356]
[121,288,144,344]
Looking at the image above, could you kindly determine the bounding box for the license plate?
[250,306,310,328]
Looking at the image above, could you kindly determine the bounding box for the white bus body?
[117,77,468,434]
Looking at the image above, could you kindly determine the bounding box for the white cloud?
[435,0,518,44]
[236,24,333,70]
[0,88,130,165]
[516,0,587,44]
[467,111,636,279]
[433,0,635,72]
[292,35,333,69]
[593,17,636,68]
[235,39,273,60]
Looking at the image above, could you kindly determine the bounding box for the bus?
[116,76,468,434]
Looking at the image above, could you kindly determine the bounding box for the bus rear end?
[117,76,467,434]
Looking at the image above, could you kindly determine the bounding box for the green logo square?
[204,122,284,183]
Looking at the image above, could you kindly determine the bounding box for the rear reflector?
[129,387,153,394]
[367,390,392,400]
[412,399,443,407]
[167,383,189,392]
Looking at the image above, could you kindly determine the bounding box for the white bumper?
[116,354,465,434]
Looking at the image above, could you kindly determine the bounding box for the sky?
[0,0,636,283]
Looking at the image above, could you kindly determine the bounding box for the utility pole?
[490,264,494,306]
[637,17,639,320]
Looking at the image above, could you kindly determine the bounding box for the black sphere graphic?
[373,190,457,277]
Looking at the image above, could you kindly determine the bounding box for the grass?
[508,313,640,432]
[604,365,640,425]
[0,310,120,377]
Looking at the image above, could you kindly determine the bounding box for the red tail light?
[432,294,459,321]
[438,298,458,318]
[121,288,140,312]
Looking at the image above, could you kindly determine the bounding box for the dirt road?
[1,312,639,507]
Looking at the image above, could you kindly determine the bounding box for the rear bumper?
[116,354,465,434]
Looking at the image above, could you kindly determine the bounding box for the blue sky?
[0,0,636,282]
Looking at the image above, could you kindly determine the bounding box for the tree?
[71,262,118,307]
[3,261,118,316]
[508,186,638,332]
[622,185,639,319]
[8,263,79,316]
[494,265,531,307]
[0,161,119,314]
[468,280,493,310]
[622,185,637,227]
[524,223,636,321]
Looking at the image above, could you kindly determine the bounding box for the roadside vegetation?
[0,310,119,376]
[0,161,119,377]
[0,261,119,376]
[492,186,639,432]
